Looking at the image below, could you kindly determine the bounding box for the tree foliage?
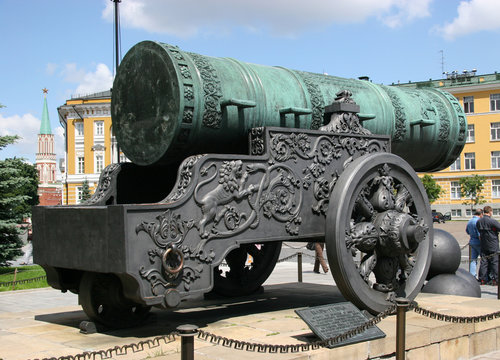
[0,135,39,265]
[420,174,444,203]
[460,175,486,212]
[81,179,92,202]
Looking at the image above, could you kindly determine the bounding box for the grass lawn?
[0,265,48,292]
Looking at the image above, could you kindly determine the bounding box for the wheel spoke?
[326,153,432,314]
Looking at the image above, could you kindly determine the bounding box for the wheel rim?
[212,242,281,296]
[79,272,151,328]
[326,153,433,314]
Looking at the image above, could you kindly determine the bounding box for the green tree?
[81,179,92,202]
[420,174,444,203]
[0,135,39,265]
[460,175,486,212]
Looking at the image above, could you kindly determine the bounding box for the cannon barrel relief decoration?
[32,41,466,327]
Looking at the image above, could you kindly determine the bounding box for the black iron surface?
[295,302,385,348]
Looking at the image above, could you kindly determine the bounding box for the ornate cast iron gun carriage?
[33,41,466,327]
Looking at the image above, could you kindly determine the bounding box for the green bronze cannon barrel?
[112,41,466,171]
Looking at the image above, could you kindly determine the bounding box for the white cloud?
[54,126,65,161]
[73,64,113,96]
[0,113,39,159]
[102,0,433,37]
[59,63,113,97]
[438,0,500,40]
[381,0,432,28]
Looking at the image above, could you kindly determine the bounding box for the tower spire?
[40,88,52,135]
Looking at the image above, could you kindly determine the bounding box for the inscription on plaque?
[295,302,386,348]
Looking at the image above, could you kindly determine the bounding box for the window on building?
[451,209,462,218]
[464,153,475,170]
[492,152,500,169]
[491,94,500,111]
[466,209,472,217]
[492,180,500,198]
[450,181,461,199]
[75,121,84,136]
[95,121,104,136]
[493,208,500,216]
[463,96,474,113]
[466,124,475,143]
[77,156,85,174]
[95,154,104,173]
[491,123,500,140]
[77,186,83,203]
[450,157,461,171]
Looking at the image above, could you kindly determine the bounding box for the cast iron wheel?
[212,242,282,296]
[79,272,151,328]
[326,153,433,314]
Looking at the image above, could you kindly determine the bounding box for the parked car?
[432,210,451,223]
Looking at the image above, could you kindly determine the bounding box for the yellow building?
[58,90,124,204]
[398,72,500,219]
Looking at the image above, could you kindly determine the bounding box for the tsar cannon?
[33,41,466,328]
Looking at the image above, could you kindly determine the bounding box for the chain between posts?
[28,301,500,359]
[197,304,396,353]
[0,275,47,287]
[411,302,500,323]
[31,333,177,360]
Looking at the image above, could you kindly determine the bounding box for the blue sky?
[1,0,500,163]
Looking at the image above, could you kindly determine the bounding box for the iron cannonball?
[427,229,461,278]
[422,273,481,298]
[455,268,482,297]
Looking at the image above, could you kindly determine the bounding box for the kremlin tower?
[36,89,61,205]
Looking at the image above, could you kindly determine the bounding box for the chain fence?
[32,334,177,360]
[0,275,47,288]
[29,298,500,360]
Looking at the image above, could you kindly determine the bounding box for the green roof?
[394,72,500,89]
[40,96,52,134]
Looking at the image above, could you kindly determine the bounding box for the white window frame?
[450,157,461,171]
[77,156,85,174]
[77,186,83,204]
[492,152,500,169]
[95,153,104,173]
[493,208,500,216]
[491,94,500,112]
[464,153,475,170]
[463,96,474,113]
[492,179,500,198]
[465,208,472,217]
[75,121,84,137]
[451,209,462,218]
[450,181,461,200]
[466,124,475,143]
[491,122,500,140]
[95,121,104,136]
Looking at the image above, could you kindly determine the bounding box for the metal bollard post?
[395,297,411,360]
[297,252,303,283]
[177,324,198,360]
[12,268,18,291]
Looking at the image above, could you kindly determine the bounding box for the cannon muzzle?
[112,41,466,171]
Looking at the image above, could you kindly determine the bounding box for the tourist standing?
[476,206,500,285]
[466,208,483,279]
[313,242,329,274]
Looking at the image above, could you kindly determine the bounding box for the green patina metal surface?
[40,96,52,135]
[112,41,466,171]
